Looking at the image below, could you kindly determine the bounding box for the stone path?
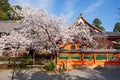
[0,68,120,80]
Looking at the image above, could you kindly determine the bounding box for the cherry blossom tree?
[0,31,31,57]
[93,34,112,49]
[66,21,98,49]
[0,30,32,79]
[14,6,66,56]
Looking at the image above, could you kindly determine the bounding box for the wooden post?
[106,53,108,61]
[80,53,81,60]
[69,53,71,60]
[82,53,84,60]
[33,52,35,65]
[56,52,58,65]
[66,53,72,71]
[93,53,96,64]
[118,54,120,61]
[66,53,68,71]
[82,53,84,65]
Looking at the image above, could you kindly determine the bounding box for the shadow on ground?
[15,70,66,80]
[14,68,120,80]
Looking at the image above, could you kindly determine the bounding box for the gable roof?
[68,14,102,33]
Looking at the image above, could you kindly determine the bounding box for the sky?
[9,0,120,31]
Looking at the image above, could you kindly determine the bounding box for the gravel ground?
[0,68,120,80]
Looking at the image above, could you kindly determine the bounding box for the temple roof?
[106,32,120,37]
[0,21,25,32]
[93,32,120,41]
[93,32,120,37]
[68,13,120,40]
[68,14,102,33]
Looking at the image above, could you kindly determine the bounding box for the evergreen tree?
[113,23,120,32]
[0,0,22,20]
[92,18,105,31]
[0,7,9,20]
[0,0,11,20]
[113,23,120,49]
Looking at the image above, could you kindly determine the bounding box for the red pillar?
[93,53,96,64]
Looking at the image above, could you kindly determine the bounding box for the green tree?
[0,7,9,19]
[113,23,120,49]
[113,23,120,32]
[92,18,105,31]
[0,0,22,20]
[0,0,11,20]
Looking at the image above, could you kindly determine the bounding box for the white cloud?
[84,0,103,13]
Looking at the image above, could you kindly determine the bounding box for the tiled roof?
[105,32,120,37]
[67,14,102,33]
[92,32,120,37]
[0,21,25,32]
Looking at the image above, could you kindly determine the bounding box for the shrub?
[45,60,56,72]
[22,58,33,65]
[26,58,33,65]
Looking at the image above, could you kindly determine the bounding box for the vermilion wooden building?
[57,14,120,69]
